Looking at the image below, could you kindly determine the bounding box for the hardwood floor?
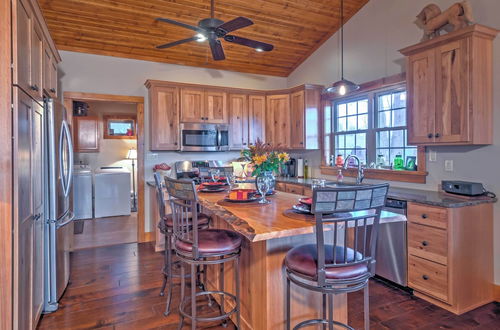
[37,242,500,329]
[73,213,138,250]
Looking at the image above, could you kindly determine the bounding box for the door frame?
[63,92,149,242]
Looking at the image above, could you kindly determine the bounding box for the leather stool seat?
[163,213,210,228]
[175,229,242,255]
[285,244,368,280]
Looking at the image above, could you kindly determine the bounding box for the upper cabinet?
[180,87,228,123]
[229,93,249,150]
[150,86,179,151]
[73,116,99,152]
[13,0,60,102]
[266,94,290,148]
[400,25,498,146]
[248,95,266,145]
[289,87,322,150]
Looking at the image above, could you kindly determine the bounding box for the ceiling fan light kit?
[155,0,274,61]
[325,0,359,96]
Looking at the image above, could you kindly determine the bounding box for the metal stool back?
[286,183,389,330]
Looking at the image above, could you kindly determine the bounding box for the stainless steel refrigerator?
[43,98,74,313]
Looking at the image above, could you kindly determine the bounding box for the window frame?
[321,74,427,184]
[103,113,137,140]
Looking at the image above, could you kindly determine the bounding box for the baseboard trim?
[143,231,155,243]
[495,285,500,302]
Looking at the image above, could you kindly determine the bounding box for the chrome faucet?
[343,155,365,184]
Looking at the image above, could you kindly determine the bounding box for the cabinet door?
[229,94,248,150]
[248,95,266,145]
[43,46,51,95]
[290,90,305,149]
[435,40,470,143]
[16,88,34,330]
[150,86,179,150]
[50,57,58,97]
[180,88,205,123]
[30,20,43,102]
[31,101,44,325]
[73,116,99,152]
[407,50,436,144]
[205,90,228,123]
[266,94,290,147]
[14,0,32,95]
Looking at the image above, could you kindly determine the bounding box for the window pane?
[338,103,347,117]
[378,94,391,110]
[358,114,368,130]
[358,100,368,114]
[392,109,406,127]
[392,91,406,109]
[336,135,345,149]
[379,111,391,128]
[347,116,357,131]
[376,149,390,167]
[390,130,404,147]
[347,102,357,115]
[337,117,346,132]
[345,134,355,148]
[354,150,366,165]
[356,133,366,148]
[377,131,389,148]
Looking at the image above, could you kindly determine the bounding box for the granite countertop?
[275,177,497,208]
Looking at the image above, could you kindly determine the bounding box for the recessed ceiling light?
[196,33,207,42]
[255,48,264,52]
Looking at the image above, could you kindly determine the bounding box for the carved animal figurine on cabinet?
[415,0,474,40]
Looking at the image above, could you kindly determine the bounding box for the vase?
[255,171,275,194]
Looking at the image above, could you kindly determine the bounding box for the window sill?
[320,166,428,184]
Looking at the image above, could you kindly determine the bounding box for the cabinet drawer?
[285,184,304,195]
[408,255,449,303]
[408,203,448,229]
[408,222,447,265]
[303,187,312,197]
[275,182,286,192]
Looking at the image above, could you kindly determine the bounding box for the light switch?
[445,160,453,172]
[429,150,437,162]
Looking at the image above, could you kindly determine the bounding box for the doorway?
[63,92,146,249]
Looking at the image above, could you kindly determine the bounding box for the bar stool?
[153,172,211,316]
[284,184,389,330]
[164,177,242,330]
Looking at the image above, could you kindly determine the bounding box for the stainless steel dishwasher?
[376,198,408,286]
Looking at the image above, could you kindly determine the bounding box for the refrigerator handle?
[60,120,73,197]
[64,120,74,194]
[56,211,75,229]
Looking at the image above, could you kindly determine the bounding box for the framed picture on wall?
[103,114,137,139]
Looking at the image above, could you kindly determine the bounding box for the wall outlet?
[429,150,437,162]
[148,153,159,160]
[444,160,453,172]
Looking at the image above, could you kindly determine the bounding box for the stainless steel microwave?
[180,123,229,152]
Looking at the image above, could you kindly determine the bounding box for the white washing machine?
[73,167,93,220]
[94,167,131,218]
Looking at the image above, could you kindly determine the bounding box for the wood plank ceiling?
[39,0,369,77]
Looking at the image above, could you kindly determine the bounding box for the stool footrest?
[179,290,238,323]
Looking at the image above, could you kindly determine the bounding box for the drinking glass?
[210,169,220,182]
[256,176,271,204]
[226,173,236,190]
[311,179,326,190]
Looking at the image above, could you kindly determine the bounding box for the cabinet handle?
[421,241,428,247]
[33,213,41,222]
[50,88,56,93]
[427,133,433,138]
[30,84,39,91]
[435,133,440,138]
[422,275,429,281]
[174,142,178,145]
[421,214,428,219]
[299,142,303,145]
[243,142,247,145]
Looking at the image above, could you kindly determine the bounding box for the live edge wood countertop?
[197,189,404,242]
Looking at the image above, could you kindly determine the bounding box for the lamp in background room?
[324,0,360,96]
[126,148,138,212]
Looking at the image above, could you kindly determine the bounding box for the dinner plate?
[299,197,312,205]
[199,187,226,193]
[224,196,260,203]
[292,203,312,214]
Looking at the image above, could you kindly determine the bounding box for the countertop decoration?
[240,139,289,177]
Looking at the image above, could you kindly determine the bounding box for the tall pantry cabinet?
[10,0,61,328]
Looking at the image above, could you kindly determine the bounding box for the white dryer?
[94,167,131,218]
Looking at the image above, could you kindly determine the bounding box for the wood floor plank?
[37,242,500,330]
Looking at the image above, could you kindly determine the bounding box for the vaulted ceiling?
[39,0,369,77]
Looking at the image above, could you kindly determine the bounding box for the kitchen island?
[198,189,405,330]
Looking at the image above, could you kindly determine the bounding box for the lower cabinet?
[275,182,311,196]
[407,202,494,314]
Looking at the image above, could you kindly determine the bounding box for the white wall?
[58,51,287,230]
[288,0,500,283]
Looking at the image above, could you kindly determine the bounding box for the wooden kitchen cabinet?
[229,93,249,149]
[43,44,58,98]
[266,94,290,147]
[180,87,228,123]
[401,25,498,146]
[73,116,99,152]
[248,94,266,145]
[290,87,322,150]
[149,86,179,151]
[406,202,494,314]
[30,19,43,102]
[205,90,228,123]
[13,0,33,98]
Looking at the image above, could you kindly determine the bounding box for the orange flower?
[278,152,290,162]
[252,154,268,165]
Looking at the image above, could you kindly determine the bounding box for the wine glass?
[210,169,220,182]
[256,176,271,204]
[226,172,236,190]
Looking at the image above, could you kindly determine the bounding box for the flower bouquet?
[240,139,290,177]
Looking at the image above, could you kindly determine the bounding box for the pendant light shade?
[325,0,359,96]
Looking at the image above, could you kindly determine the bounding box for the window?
[332,86,417,169]
[103,114,137,139]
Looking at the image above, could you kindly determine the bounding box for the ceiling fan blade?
[224,35,274,51]
[156,37,199,49]
[209,38,225,61]
[156,17,205,33]
[216,17,253,34]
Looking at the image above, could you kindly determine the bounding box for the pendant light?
[325,0,359,96]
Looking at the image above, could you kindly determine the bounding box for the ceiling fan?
[155,0,274,61]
